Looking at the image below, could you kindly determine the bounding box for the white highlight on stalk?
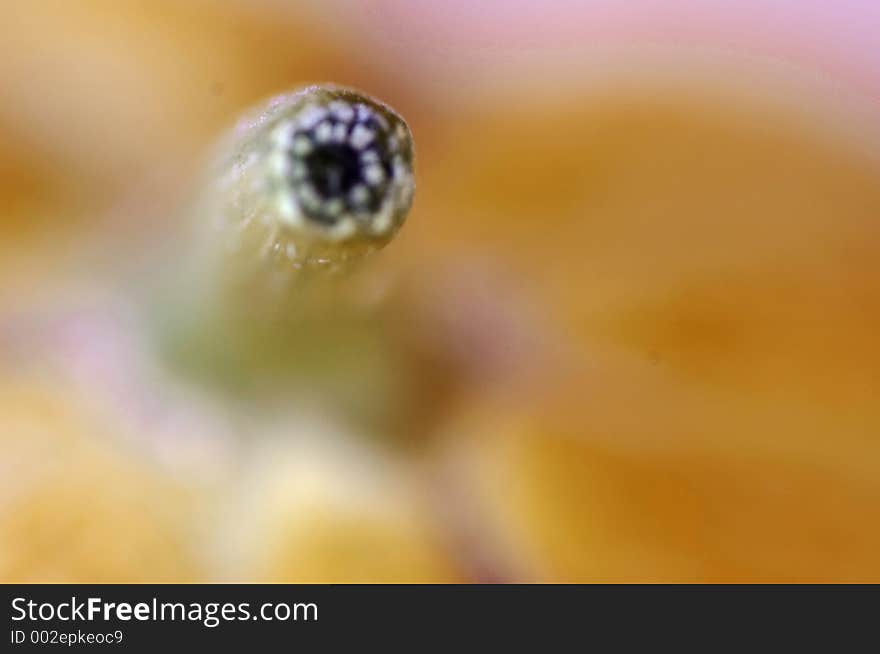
[372,204,393,235]
[332,123,348,143]
[297,184,321,211]
[356,104,373,123]
[349,124,375,150]
[326,217,357,240]
[289,160,308,182]
[277,193,304,228]
[329,101,355,122]
[292,135,313,156]
[298,105,327,130]
[314,121,333,143]
[324,198,344,217]
[271,122,296,149]
[364,164,385,186]
[349,184,370,208]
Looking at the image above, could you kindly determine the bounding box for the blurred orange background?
[1,1,879,582]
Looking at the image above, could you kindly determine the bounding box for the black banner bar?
[3,585,876,650]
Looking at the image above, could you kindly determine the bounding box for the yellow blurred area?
[0,1,355,296]
[0,377,202,582]
[449,366,880,582]
[219,438,462,583]
[1,2,879,582]
[416,85,880,419]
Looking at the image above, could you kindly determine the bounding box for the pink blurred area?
[350,0,880,93]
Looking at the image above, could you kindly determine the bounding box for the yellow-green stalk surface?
[153,85,415,397]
